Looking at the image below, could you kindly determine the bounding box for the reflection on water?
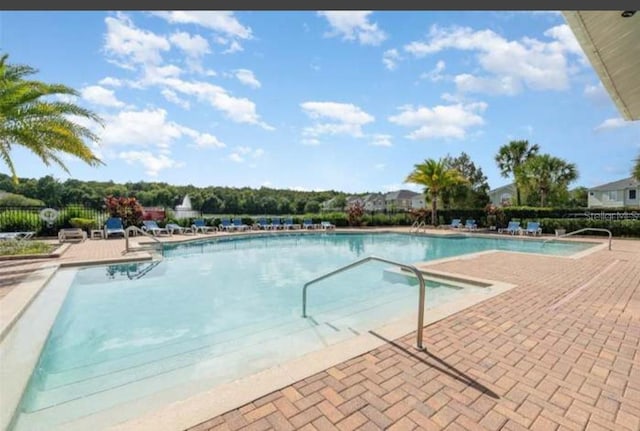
[105,261,162,280]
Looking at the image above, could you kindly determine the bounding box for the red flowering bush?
[346,201,365,227]
[104,195,143,227]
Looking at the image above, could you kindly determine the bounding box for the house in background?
[411,194,426,209]
[588,177,639,208]
[385,190,421,211]
[488,183,517,207]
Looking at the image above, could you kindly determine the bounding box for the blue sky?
[1,11,639,193]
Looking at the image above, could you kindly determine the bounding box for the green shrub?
[0,193,45,206]
[538,218,640,237]
[0,240,53,256]
[0,211,41,232]
[69,217,97,231]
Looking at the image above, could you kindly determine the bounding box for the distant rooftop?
[589,177,639,191]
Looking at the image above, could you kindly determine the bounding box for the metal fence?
[0,205,110,236]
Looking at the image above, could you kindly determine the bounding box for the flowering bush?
[484,203,506,228]
[346,201,365,226]
[104,196,143,227]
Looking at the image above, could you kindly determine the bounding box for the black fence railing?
[0,205,110,237]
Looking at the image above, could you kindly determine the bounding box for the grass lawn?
[0,240,55,256]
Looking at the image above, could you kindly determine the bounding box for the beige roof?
[563,11,640,120]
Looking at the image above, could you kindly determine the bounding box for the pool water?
[11,233,594,429]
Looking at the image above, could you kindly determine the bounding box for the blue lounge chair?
[104,217,126,239]
[502,221,521,235]
[270,217,282,230]
[449,219,462,229]
[525,221,542,236]
[142,220,170,236]
[464,219,477,231]
[192,219,216,234]
[283,217,294,230]
[220,218,236,232]
[320,221,335,230]
[256,217,270,230]
[303,219,314,230]
[232,217,249,231]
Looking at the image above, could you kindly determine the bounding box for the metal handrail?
[125,226,164,254]
[302,255,427,350]
[410,221,427,233]
[543,227,612,250]
[410,220,419,232]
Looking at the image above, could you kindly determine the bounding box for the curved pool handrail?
[302,255,426,350]
[543,227,612,251]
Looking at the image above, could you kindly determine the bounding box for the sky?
[1,11,639,193]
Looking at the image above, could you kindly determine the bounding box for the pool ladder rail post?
[301,255,426,351]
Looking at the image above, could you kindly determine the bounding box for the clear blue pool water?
[12,232,594,429]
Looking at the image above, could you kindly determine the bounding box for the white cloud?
[98,77,123,87]
[388,102,487,140]
[119,151,184,177]
[80,85,126,108]
[301,138,320,146]
[404,24,585,95]
[99,108,184,149]
[233,69,261,88]
[370,134,393,147]
[161,89,191,109]
[192,133,226,149]
[301,101,374,139]
[153,11,252,53]
[420,60,446,82]
[382,49,401,70]
[228,153,244,163]
[584,82,610,105]
[169,31,210,57]
[228,146,264,163]
[594,118,633,132]
[318,11,387,46]
[104,13,170,69]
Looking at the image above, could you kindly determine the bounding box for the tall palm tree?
[495,140,540,206]
[520,154,578,207]
[633,153,640,181]
[0,54,104,183]
[405,158,466,225]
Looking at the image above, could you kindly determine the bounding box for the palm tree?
[519,154,578,207]
[495,140,540,206]
[405,158,466,225]
[633,153,640,181]
[0,54,104,183]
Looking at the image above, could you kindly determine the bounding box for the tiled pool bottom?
[6,233,594,430]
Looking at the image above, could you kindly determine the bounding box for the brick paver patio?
[187,238,639,431]
[1,231,638,430]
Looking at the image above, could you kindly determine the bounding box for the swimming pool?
[8,232,595,430]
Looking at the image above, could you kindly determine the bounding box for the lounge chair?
[283,217,295,230]
[232,217,249,231]
[500,221,521,235]
[0,231,36,241]
[104,217,126,239]
[192,219,216,234]
[525,221,542,236]
[449,219,462,229]
[463,219,477,231]
[58,228,87,243]
[270,217,283,230]
[166,223,194,235]
[219,218,236,232]
[256,217,271,230]
[142,220,170,236]
[320,221,335,230]
[303,219,315,230]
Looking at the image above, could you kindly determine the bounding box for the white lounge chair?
[166,223,194,235]
[0,231,36,241]
[320,221,335,230]
[142,220,171,236]
[58,228,87,243]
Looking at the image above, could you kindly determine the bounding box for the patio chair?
[270,217,283,230]
[320,221,335,230]
[104,217,126,239]
[303,219,315,230]
[525,221,542,236]
[192,219,216,234]
[500,221,521,235]
[449,219,462,229]
[142,220,170,236]
[232,217,249,231]
[58,228,87,243]
[463,219,478,231]
[0,231,36,241]
[283,217,295,230]
[256,217,271,230]
[219,218,236,232]
[166,223,195,235]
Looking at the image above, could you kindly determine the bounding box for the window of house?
[629,189,637,200]
[604,191,618,201]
